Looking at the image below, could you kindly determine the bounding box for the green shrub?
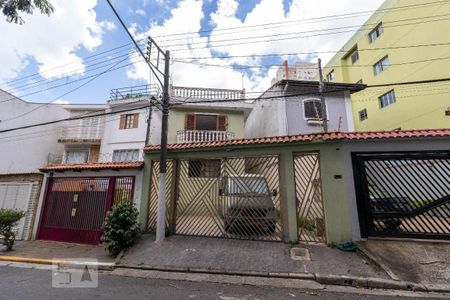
[0,209,24,251]
[298,217,316,232]
[101,200,140,257]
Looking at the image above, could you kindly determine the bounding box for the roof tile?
[144,129,450,152]
[40,161,144,172]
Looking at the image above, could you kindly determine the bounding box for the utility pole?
[318,58,328,132]
[155,50,170,243]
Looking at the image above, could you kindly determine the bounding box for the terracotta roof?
[145,129,450,152]
[40,161,144,172]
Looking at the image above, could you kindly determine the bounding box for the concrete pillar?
[279,151,298,243]
[139,156,152,232]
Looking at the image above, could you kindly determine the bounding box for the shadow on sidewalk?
[118,234,388,279]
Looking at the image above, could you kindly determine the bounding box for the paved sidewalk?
[118,234,388,279]
[0,240,113,263]
[358,240,450,285]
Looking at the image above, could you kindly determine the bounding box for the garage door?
[0,183,32,240]
[38,177,134,244]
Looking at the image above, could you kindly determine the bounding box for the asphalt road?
[0,266,442,300]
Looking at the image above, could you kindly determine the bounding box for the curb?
[114,264,449,293]
[0,256,115,271]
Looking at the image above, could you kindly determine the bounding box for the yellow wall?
[324,0,450,131]
[167,107,246,144]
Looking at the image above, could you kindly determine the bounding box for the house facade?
[323,0,450,131]
[245,80,365,138]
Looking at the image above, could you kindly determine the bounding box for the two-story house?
[33,84,251,244]
[245,80,366,138]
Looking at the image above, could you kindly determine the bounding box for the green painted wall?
[324,0,450,131]
[167,108,246,144]
[143,141,354,245]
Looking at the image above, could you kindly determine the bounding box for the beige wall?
[167,108,246,144]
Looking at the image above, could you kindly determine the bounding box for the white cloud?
[135,9,146,16]
[128,0,385,93]
[0,0,112,83]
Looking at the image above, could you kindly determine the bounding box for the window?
[185,114,227,131]
[65,150,88,164]
[350,50,359,64]
[326,70,335,81]
[369,23,384,43]
[379,90,396,108]
[359,109,368,121]
[188,160,221,178]
[112,149,140,162]
[119,113,139,129]
[373,56,390,75]
[303,99,323,119]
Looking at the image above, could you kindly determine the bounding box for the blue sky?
[0,0,385,104]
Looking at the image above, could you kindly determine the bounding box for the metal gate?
[294,153,325,243]
[353,152,450,240]
[38,176,134,244]
[149,156,283,241]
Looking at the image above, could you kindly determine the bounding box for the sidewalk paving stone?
[118,234,388,279]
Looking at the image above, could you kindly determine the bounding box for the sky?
[0,0,386,104]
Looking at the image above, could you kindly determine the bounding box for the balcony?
[171,86,245,101]
[109,84,160,103]
[176,130,235,143]
[47,150,144,165]
[58,118,104,144]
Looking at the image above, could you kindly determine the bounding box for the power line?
[158,13,450,49]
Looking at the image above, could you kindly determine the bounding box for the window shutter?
[185,113,195,130]
[218,115,227,131]
[119,115,126,129]
[133,113,139,128]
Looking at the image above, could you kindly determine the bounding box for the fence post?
[139,156,153,232]
[279,151,298,243]
[168,159,179,235]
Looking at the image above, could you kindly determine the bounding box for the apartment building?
[323,0,450,131]
[271,60,319,85]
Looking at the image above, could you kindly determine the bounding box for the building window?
[369,23,384,44]
[379,90,396,108]
[112,149,140,162]
[373,56,390,75]
[303,99,323,119]
[359,109,368,121]
[185,114,227,131]
[65,150,88,164]
[119,113,139,129]
[350,50,359,64]
[326,70,335,81]
[188,160,221,178]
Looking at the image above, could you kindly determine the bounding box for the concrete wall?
[0,90,68,173]
[245,87,354,138]
[101,104,149,157]
[32,169,143,239]
[143,136,449,244]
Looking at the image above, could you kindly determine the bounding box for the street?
[0,266,444,300]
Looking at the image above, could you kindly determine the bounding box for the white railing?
[171,86,245,100]
[47,150,144,165]
[59,117,104,141]
[176,130,235,143]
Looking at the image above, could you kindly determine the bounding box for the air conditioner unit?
[306,118,324,126]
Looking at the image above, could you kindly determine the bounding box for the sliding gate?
[148,156,283,241]
[353,151,450,240]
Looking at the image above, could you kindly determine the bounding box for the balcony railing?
[109,84,160,102]
[171,86,245,101]
[59,117,104,142]
[176,130,235,143]
[47,151,144,165]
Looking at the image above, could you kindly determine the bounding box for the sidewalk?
[118,234,388,278]
[0,240,114,267]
